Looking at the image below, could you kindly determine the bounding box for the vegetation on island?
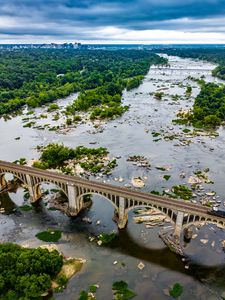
[175,82,225,127]
[192,82,225,127]
[169,283,183,299]
[0,243,63,299]
[33,143,117,175]
[112,281,136,300]
[0,49,167,118]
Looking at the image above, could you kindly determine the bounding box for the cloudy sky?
[1,0,225,44]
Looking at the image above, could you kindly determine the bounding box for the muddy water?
[0,55,225,299]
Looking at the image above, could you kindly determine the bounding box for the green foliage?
[112,281,136,300]
[78,291,89,300]
[126,75,144,90]
[0,49,167,116]
[98,233,117,245]
[33,143,116,175]
[186,85,192,96]
[172,185,193,200]
[35,229,62,242]
[154,92,164,100]
[56,274,68,286]
[163,175,171,181]
[169,283,183,299]
[47,103,59,111]
[0,242,63,299]
[192,82,225,127]
[19,204,33,211]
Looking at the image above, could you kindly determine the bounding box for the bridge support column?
[0,174,7,191]
[25,175,41,203]
[117,197,128,229]
[173,211,184,240]
[67,184,79,217]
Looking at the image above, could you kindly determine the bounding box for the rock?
[221,240,225,248]
[200,239,208,245]
[118,177,124,182]
[163,289,170,296]
[137,262,145,270]
[180,172,186,178]
[131,177,145,188]
[192,234,198,239]
[188,176,202,185]
[97,240,102,246]
[134,214,166,223]
[184,227,193,240]
[82,217,92,224]
[206,192,216,196]
[113,261,118,265]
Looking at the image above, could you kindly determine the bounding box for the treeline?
[0,49,167,117]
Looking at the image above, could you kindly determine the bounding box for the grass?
[35,229,62,242]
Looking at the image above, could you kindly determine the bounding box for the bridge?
[0,160,225,244]
[150,66,212,75]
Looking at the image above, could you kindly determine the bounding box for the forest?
[0,243,63,299]
[0,49,167,118]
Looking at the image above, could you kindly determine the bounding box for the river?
[0,55,225,299]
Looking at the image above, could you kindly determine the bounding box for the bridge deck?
[0,160,224,223]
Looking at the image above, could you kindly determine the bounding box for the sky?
[1,0,225,44]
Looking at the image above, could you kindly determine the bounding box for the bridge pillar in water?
[0,174,7,191]
[67,184,79,216]
[117,196,128,229]
[173,211,184,240]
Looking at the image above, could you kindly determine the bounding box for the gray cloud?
[0,0,225,42]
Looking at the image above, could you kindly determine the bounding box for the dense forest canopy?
[0,243,63,299]
[0,49,167,117]
[192,82,225,127]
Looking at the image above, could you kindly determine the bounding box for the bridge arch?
[0,171,29,190]
[77,192,119,210]
[126,204,176,224]
[182,219,225,230]
[33,180,69,201]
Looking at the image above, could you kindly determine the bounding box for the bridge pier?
[25,175,42,203]
[117,196,128,229]
[66,184,80,216]
[173,211,184,241]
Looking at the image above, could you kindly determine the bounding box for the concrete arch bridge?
[0,160,225,246]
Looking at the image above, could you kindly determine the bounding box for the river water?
[0,55,225,299]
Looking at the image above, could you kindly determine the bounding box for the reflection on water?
[0,55,225,299]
